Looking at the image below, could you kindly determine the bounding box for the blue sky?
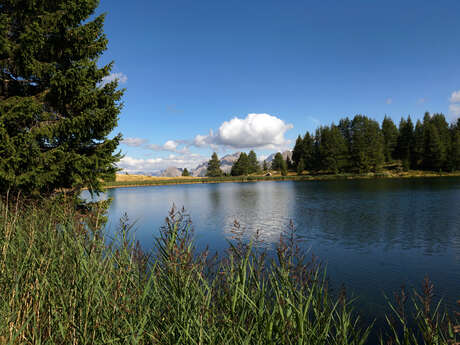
[95,0,460,173]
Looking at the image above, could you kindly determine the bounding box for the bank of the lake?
[2,196,459,344]
[104,170,460,189]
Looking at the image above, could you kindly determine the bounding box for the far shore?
[102,170,460,189]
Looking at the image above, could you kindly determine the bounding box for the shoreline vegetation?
[104,170,460,189]
[3,0,459,343]
[1,200,458,344]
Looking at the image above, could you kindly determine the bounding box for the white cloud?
[117,154,206,174]
[121,137,147,147]
[101,72,128,86]
[386,98,393,105]
[193,113,293,150]
[163,140,179,151]
[449,104,460,117]
[448,90,460,120]
[193,133,213,147]
[449,90,460,103]
[147,140,189,154]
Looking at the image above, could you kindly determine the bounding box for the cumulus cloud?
[193,113,293,150]
[449,90,460,120]
[449,104,460,117]
[118,113,294,173]
[121,137,147,147]
[193,134,209,147]
[101,72,128,86]
[449,90,460,103]
[386,98,393,105]
[147,140,189,154]
[163,140,179,151]
[117,154,206,174]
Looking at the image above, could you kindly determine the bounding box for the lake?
[82,177,460,323]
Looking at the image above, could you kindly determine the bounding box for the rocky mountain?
[123,150,293,177]
[264,150,293,167]
[219,152,241,174]
[192,162,208,177]
[161,166,183,177]
[191,152,241,176]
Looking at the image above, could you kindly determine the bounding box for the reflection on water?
[219,181,295,244]
[82,177,460,320]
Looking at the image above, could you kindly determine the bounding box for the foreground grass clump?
[0,199,458,344]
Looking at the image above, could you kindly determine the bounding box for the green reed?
[0,198,458,344]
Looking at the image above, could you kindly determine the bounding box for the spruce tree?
[262,160,268,172]
[239,152,249,175]
[412,120,425,169]
[292,135,303,168]
[317,125,348,173]
[182,168,190,176]
[429,113,450,170]
[230,156,240,176]
[424,124,445,170]
[248,150,259,174]
[271,152,284,171]
[312,129,322,171]
[450,120,460,171]
[0,0,123,197]
[338,117,352,157]
[381,116,399,162]
[431,114,450,144]
[297,157,305,175]
[231,152,249,176]
[396,117,414,170]
[280,158,288,176]
[206,152,222,177]
[350,115,384,172]
[302,132,315,170]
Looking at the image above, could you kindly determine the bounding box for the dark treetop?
[206,152,223,177]
[0,0,123,197]
[291,113,460,174]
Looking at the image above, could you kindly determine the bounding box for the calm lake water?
[82,177,460,323]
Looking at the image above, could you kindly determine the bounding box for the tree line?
[206,151,264,177]
[206,150,292,177]
[206,112,460,178]
[292,113,460,173]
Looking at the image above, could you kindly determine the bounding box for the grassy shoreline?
[104,170,460,189]
[1,200,458,344]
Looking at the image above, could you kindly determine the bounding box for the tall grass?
[380,280,460,345]
[0,198,458,344]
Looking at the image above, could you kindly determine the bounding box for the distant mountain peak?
[265,150,293,163]
[190,150,292,176]
[161,166,182,177]
[191,152,241,176]
[220,152,241,163]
